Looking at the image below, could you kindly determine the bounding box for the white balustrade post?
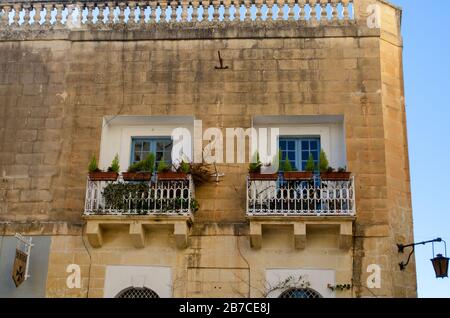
[255,0,263,22]
[107,2,115,24]
[276,0,283,21]
[118,2,127,23]
[129,1,137,25]
[309,0,318,22]
[234,0,240,21]
[320,0,328,22]
[191,0,199,22]
[342,0,350,21]
[223,0,230,22]
[201,0,209,22]
[298,0,306,21]
[266,0,273,21]
[244,0,251,22]
[170,0,178,22]
[160,1,168,22]
[97,2,106,25]
[12,4,21,27]
[330,0,338,22]
[212,0,220,22]
[22,4,32,28]
[1,5,11,27]
[138,1,147,25]
[149,1,157,23]
[44,4,53,27]
[181,0,189,22]
[55,3,64,27]
[33,3,42,27]
[287,0,295,21]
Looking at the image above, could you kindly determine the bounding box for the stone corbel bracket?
[84,215,192,249]
[248,216,355,250]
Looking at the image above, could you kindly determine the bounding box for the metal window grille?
[279,288,322,298]
[116,287,160,298]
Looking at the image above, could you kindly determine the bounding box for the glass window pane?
[310,140,318,150]
[288,141,295,150]
[156,152,163,162]
[288,152,295,160]
[164,153,172,162]
[280,140,286,149]
[301,140,309,150]
[134,142,141,152]
[302,151,310,160]
[142,142,150,152]
[164,141,173,150]
[156,141,164,151]
[312,152,318,160]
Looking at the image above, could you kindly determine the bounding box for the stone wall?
[0,0,416,297]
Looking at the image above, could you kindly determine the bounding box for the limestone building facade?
[0,0,416,298]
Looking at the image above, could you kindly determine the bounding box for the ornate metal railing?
[84,174,195,216]
[247,176,355,216]
[0,0,355,29]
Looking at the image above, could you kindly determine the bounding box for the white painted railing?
[84,174,194,216]
[0,0,354,29]
[247,176,355,216]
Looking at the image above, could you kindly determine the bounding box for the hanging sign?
[11,233,33,288]
[12,249,27,287]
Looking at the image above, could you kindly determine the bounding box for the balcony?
[83,174,194,249]
[84,175,194,216]
[246,175,355,250]
[247,176,355,217]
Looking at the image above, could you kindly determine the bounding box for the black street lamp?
[397,238,449,278]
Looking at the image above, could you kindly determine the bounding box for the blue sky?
[394,0,450,297]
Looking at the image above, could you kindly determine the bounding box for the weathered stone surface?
[0,0,415,298]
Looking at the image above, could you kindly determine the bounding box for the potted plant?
[122,153,155,181]
[282,156,313,181]
[321,166,352,181]
[248,152,278,181]
[318,150,351,181]
[157,160,189,180]
[88,154,120,181]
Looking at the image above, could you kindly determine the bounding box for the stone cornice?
[0,22,381,41]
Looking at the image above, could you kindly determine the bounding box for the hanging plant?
[327,283,352,291]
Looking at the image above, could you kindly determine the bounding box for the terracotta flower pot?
[320,171,351,181]
[157,171,188,180]
[88,171,118,181]
[248,172,279,181]
[283,171,313,181]
[122,172,153,181]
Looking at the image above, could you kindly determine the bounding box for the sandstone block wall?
[0,0,416,297]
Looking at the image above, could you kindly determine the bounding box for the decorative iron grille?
[116,287,159,298]
[84,174,194,216]
[279,288,322,298]
[247,177,356,216]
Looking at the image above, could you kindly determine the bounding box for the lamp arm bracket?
[397,238,445,271]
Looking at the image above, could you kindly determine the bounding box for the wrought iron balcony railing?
[247,176,355,216]
[84,174,195,216]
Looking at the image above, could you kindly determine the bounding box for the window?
[116,287,160,298]
[278,288,322,298]
[279,137,320,171]
[131,137,172,166]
